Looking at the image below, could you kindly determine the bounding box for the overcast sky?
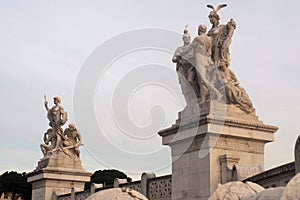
[0,0,300,180]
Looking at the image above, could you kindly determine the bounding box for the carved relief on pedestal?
[215,136,265,155]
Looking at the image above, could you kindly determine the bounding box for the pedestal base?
[158,102,278,200]
[27,151,92,200]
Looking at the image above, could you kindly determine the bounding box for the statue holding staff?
[44,95,68,151]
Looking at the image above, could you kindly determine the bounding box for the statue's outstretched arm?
[44,95,50,111]
[44,101,49,111]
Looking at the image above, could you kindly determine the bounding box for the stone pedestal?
[158,102,278,200]
[27,150,92,200]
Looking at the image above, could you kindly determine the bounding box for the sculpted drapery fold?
[173,4,255,114]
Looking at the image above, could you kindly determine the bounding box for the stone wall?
[57,161,296,200]
[244,161,295,188]
[120,180,142,193]
[147,175,172,200]
[57,174,171,200]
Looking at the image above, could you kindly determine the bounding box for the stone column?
[158,102,278,200]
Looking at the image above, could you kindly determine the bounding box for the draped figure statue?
[172,26,200,107]
[180,24,224,103]
[173,4,255,114]
[206,4,255,113]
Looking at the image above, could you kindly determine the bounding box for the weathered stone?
[208,181,261,200]
[141,172,156,197]
[244,162,295,188]
[27,168,91,199]
[159,101,278,200]
[294,134,300,174]
[91,183,103,194]
[86,188,148,200]
[280,173,300,200]
[114,178,128,188]
[242,187,284,200]
[173,4,255,114]
[245,181,264,194]
[27,96,92,200]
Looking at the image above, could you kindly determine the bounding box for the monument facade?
[27,96,92,200]
[25,4,294,200]
[159,4,278,200]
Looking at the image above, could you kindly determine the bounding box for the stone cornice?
[159,115,278,137]
[243,162,295,182]
[27,167,92,178]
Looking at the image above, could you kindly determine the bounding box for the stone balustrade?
[57,173,172,200]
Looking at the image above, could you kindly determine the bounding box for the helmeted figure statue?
[206,4,255,113]
[207,4,234,73]
[172,26,200,106]
[172,4,255,114]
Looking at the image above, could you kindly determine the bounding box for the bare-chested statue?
[39,95,85,172]
[62,123,82,157]
[44,96,68,152]
[40,128,56,156]
[180,24,223,103]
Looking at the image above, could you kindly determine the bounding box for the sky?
[0,0,300,181]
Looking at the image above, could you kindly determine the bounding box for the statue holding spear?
[44,95,68,152]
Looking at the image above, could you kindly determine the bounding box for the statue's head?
[198,24,207,35]
[207,4,227,26]
[208,11,220,25]
[46,128,53,134]
[182,25,191,45]
[69,123,76,130]
[53,96,61,104]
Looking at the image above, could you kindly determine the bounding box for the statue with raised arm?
[36,95,86,172]
[44,96,68,152]
[206,4,255,113]
[44,96,68,128]
[172,26,200,106]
